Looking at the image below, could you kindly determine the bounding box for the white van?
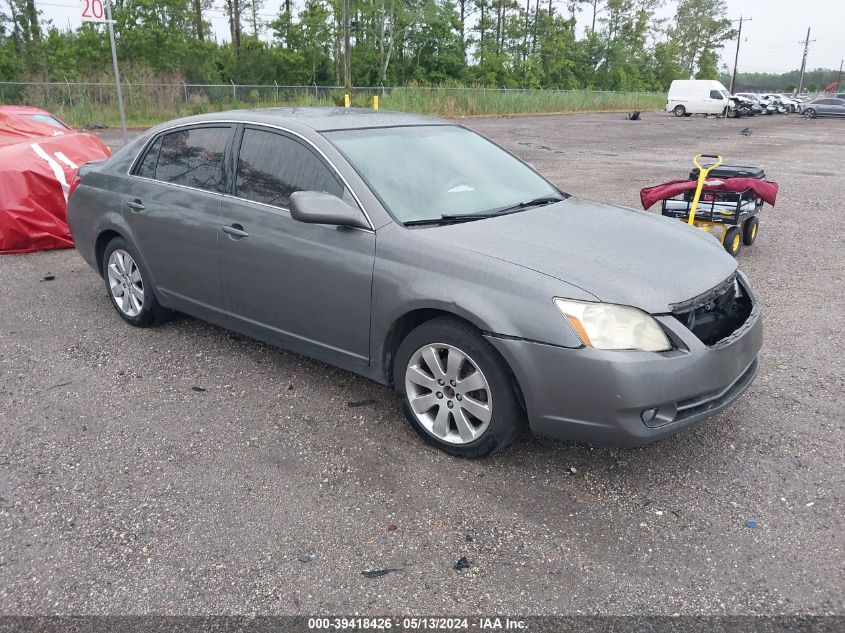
[666,80,731,117]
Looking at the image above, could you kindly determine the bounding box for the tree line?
[0,0,781,92]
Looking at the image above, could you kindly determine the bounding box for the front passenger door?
[218,126,375,369]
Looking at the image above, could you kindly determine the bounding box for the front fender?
[369,223,594,382]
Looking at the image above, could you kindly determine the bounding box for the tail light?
[68,172,82,198]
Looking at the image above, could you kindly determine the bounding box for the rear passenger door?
[218,125,375,368]
[124,124,233,321]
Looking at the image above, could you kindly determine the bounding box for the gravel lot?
[1,112,843,616]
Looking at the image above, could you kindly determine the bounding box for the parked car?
[666,79,731,117]
[736,93,777,115]
[67,109,762,457]
[762,94,798,113]
[800,97,845,118]
[0,106,111,253]
[730,94,762,116]
[0,105,72,130]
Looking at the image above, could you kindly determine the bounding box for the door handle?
[222,223,250,239]
[126,199,145,212]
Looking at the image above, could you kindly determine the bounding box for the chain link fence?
[0,81,666,126]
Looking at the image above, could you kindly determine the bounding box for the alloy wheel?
[107,249,144,317]
[404,343,492,445]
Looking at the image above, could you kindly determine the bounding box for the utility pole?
[797,27,814,96]
[729,16,751,94]
[343,0,351,105]
[104,0,127,145]
[837,59,843,92]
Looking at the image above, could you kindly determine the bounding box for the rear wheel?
[394,317,523,458]
[673,105,686,117]
[743,217,759,245]
[102,237,169,327]
[723,226,743,257]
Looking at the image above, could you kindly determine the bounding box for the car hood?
[419,197,738,314]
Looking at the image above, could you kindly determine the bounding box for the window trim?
[128,120,374,231]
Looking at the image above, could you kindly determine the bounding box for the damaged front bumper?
[486,274,763,446]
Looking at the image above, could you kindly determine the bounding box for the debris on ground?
[740,128,752,136]
[41,273,55,282]
[626,111,641,121]
[453,556,471,571]
[297,554,312,563]
[191,386,206,392]
[387,524,397,531]
[569,466,578,474]
[465,534,474,542]
[361,568,401,578]
[745,520,759,529]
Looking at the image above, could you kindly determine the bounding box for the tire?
[727,107,738,118]
[393,317,524,458]
[723,226,743,257]
[673,105,686,117]
[804,108,816,119]
[743,217,759,246]
[102,237,169,327]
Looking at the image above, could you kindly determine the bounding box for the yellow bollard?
[373,95,379,110]
[344,93,350,108]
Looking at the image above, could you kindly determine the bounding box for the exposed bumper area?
[487,303,762,446]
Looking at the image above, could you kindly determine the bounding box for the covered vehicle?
[0,106,111,254]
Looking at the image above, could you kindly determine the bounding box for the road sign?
[80,0,110,23]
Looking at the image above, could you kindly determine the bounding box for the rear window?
[141,126,230,192]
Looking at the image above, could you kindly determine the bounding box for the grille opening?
[674,279,753,346]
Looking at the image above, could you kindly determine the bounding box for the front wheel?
[102,237,169,327]
[394,317,524,458]
[804,108,816,119]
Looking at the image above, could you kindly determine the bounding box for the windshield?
[27,114,69,129]
[325,125,560,224]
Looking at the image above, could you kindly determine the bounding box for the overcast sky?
[37,0,843,75]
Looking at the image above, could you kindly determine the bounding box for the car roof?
[157,107,447,133]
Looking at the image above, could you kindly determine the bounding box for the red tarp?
[640,177,779,211]
[0,111,112,254]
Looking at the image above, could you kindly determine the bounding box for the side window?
[155,126,230,192]
[709,90,723,100]
[135,136,162,179]
[235,128,343,208]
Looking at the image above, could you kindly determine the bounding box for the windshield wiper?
[403,195,567,227]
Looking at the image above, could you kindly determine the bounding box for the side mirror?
[289,191,369,230]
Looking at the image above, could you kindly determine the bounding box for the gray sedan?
[800,97,845,118]
[67,108,762,457]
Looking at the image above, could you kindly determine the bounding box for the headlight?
[554,298,672,352]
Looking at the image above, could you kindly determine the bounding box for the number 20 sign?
[80,0,108,22]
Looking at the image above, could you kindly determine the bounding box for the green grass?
[1,84,665,127]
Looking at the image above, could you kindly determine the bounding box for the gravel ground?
[0,112,843,616]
